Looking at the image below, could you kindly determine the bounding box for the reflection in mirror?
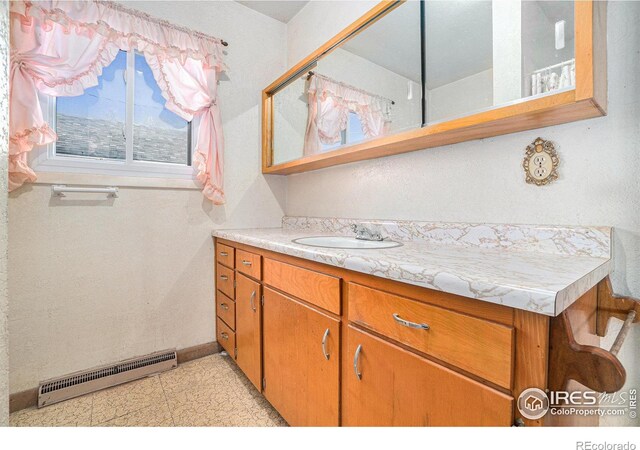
[424,0,575,124]
[272,1,422,165]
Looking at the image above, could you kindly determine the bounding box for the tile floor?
[10,353,287,427]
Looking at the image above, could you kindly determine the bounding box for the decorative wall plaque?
[523,137,559,186]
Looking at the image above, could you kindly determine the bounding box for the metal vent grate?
[40,367,117,394]
[38,349,177,407]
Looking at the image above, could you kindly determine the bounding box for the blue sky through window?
[56,50,189,165]
[133,52,188,131]
[57,50,127,123]
[132,53,188,164]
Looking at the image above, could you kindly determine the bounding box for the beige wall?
[0,0,9,426]
[7,1,288,393]
[285,1,640,426]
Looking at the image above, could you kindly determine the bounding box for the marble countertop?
[212,218,612,316]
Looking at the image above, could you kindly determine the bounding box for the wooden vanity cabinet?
[262,287,340,426]
[214,237,604,427]
[343,326,513,426]
[235,272,262,390]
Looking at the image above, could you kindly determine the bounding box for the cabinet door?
[263,287,340,426]
[236,273,261,390]
[343,325,513,426]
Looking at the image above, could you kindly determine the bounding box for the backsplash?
[282,216,611,259]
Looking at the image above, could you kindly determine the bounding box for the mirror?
[424,0,575,124]
[271,1,423,165]
[265,0,587,174]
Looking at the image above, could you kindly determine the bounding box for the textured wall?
[285,1,639,426]
[0,0,10,426]
[8,1,287,393]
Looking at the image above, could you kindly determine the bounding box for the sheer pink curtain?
[146,56,225,203]
[9,8,120,190]
[9,1,226,203]
[303,74,390,156]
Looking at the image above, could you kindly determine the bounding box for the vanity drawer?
[217,243,235,268]
[347,283,514,389]
[236,250,262,280]
[216,263,235,299]
[217,317,235,357]
[216,291,236,330]
[264,258,340,315]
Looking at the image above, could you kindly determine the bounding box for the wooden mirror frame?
[262,0,606,175]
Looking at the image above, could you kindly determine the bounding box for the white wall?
[287,0,377,67]
[492,0,522,103]
[0,0,9,426]
[273,77,307,164]
[7,1,288,393]
[427,69,493,123]
[285,0,640,426]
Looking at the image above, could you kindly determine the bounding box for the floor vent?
[38,349,177,408]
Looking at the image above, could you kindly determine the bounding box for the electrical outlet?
[523,138,559,186]
[530,153,552,180]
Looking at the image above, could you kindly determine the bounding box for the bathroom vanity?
[212,218,636,427]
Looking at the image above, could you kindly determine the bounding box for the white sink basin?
[292,236,402,249]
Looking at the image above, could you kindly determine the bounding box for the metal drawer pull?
[353,344,363,380]
[220,275,228,281]
[242,260,252,266]
[250,290,256,312]
[321,328,330,360]
[221,332,229,340]
[220,251,228,257]
[393,313,430,330]
[220,303,229,310]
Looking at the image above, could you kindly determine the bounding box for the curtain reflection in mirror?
[303,73,393,156]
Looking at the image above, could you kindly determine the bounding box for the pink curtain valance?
[9,0,227,204]
[11,1,226,70]
[303,74,391,156]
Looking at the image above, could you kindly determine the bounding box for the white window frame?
[30,51,195,180]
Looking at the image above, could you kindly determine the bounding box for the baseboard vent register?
[38,349,177,408]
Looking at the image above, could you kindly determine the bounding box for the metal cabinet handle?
[220,303,229,310]
[221,332,229,340]
[220,251,228,257]
[353,344,363,380]
[220,275,228,281]
[321,328,330,360]
[393,313,430,330]
[250,290,256,312]
[242,260,252,266]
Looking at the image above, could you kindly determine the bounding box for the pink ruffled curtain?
[146,56,224,203]
[303,74,390,156]
[9,0,226,203]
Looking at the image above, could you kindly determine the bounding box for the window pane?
[347,112,365,144]
[56,50,127,160]
[133,53,189,165]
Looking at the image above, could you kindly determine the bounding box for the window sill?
[34,172,200,190]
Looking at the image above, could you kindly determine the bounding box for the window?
[35,50,193,179]
[321,111,366,152]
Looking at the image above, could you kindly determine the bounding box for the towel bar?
[610,310,636,356]
[596,276,640,337]
[549,276,638,394]
[51,185,118,198]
